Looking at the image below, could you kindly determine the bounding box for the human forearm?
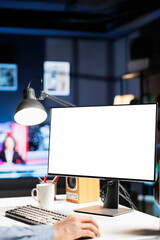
[0,225,53,240]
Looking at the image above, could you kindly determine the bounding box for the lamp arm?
[39,91,76,107]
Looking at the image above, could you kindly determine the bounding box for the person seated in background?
[0,214,100,240]
[0,135,25,164]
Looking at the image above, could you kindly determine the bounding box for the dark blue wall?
[0,35,44,122]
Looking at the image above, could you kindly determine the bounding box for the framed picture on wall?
[43,61,70,96]
[0,63,18,91]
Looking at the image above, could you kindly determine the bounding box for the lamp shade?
[121,72,140,80]
[14,88,47,126]
[14,83,75,126]
[113,94,135,105]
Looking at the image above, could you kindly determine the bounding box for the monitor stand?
[74,180,133,217]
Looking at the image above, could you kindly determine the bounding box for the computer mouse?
[77,237,92,240]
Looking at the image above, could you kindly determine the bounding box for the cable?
[119,192,137,210]
[100,180,137,210]
[119,183,138,210]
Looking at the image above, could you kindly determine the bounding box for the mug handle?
[31,188,39,203]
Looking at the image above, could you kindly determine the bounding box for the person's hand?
[53,214,101,240]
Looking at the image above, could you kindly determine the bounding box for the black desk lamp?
[14,78,75,126]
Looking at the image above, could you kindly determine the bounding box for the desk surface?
[0,196,159,240]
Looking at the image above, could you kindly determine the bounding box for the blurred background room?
[0,0,160,218]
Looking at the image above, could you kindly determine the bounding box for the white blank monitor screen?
[48,104,157,182]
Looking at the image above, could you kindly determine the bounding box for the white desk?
[0,196,159,240]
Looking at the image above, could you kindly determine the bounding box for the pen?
[38,177,43,183]
[52,176,59,184]
[43,175,47,183]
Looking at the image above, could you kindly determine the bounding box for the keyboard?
[5,205,68,225]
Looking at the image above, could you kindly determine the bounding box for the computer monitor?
[48,104,157,216]
[0,122,50,197]
[0,122,50,179]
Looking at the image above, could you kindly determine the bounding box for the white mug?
[31,183,55,209]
